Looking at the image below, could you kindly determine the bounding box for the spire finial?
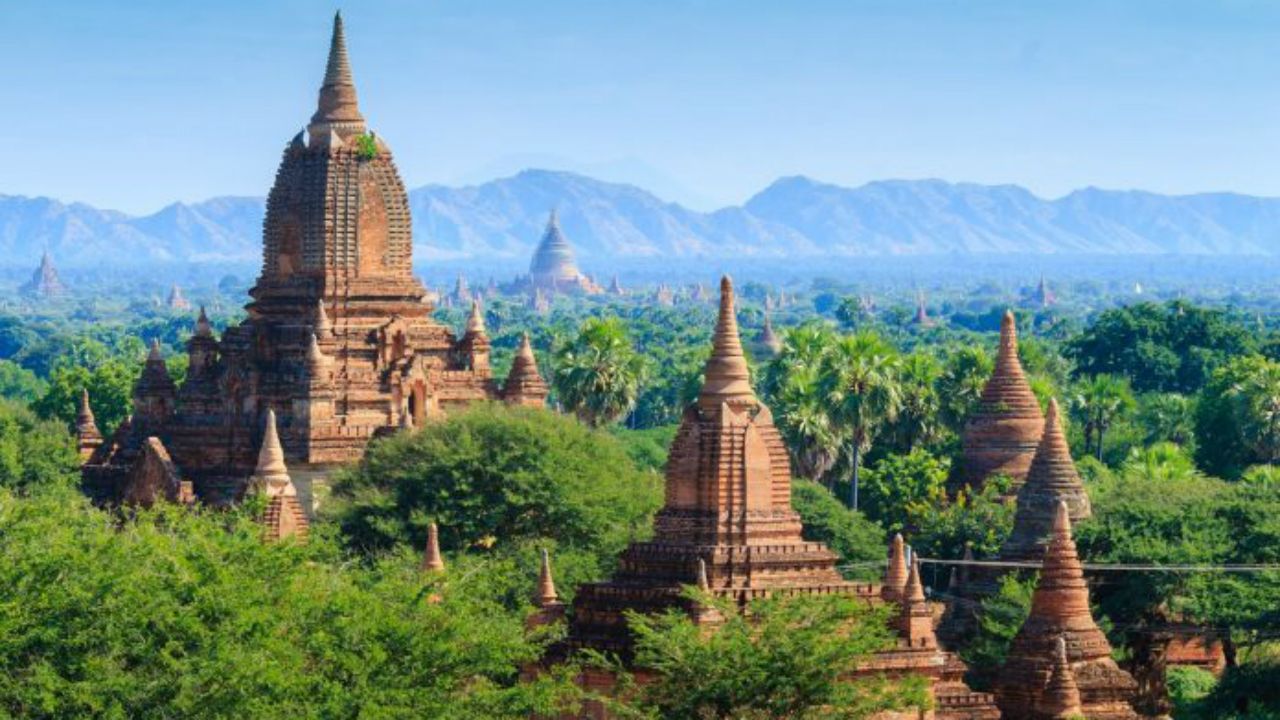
[309,11,365,135]
[315,298,332,336]
[536,548,559,606]
[698,275,754,408]
[904,555,926,604]
[466,299,486,335]
[696,558,710,592]
[254,410,294,495]
[882,533,909,602]
[423,522,446,572]
[148,338,163,362]
[195,306,212,338]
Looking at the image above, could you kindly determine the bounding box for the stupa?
[548,277,998,719]
[507,211,602,296]
[755,313,783,356]
[995,503,1140,719]
[82,14,542,509]
[168,284,192,310]
[503,333,550,407]
[20,251,67,298]
[951,310,1045,497]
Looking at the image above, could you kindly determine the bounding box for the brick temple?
[548,277,998,719]
[995,503,1140,719]
[21,251,68,298]
[80,13,544,508]
[950,310,1045,497]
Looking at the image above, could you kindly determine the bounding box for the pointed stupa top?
[306,332,328,372]
[138,339,173,390]
[309,12,365,137]
[148,338,162,362]
[698,276,754,409]
[465,300,486,336]
[529,209,583,283]
[422,522,446,572]
[1027,501,1102,634]
[1039,636,1084,719]
[194,306,213,338]
[503,333,549,405]
[77,388,100,436]
[254,410,295,496]
[1000,398,1092,562]
[757,313,783,355]
[609,274,624,294]
[315,299,331,336]
[903,555,926,604]
[536,548,559,607]
[881,533,909,602]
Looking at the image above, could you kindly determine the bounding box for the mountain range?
[4,170,1280,268]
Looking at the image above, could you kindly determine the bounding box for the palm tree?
[1069,374,1135,461]
[936,345,992,435]
[823,331,901,510]
[760,323,844,485]
[553,317,647,428]
[892,351,943,453]
[1228,361,1280,466]
[1137,393,1195,447]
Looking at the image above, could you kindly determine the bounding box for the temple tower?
[952,310,1045,496]
[76,389,103,461]
[551,278,999,719]
[755,313,783,357]
[996,503,1139,719]
[21,251,67,298]
[82,14,500,507]
[502,333,549,408]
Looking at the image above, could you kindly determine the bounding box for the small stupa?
[502,333,549,408]
[515,210,602,296]
[254,410,309,543]
[755,313,783,356]
[168,284,192,311]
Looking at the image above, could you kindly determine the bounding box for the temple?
[168,284,191,311]
[951,310,1045,497]
[548,277,998,719]
[80,13,544,509]
[754,313,782,357]
[507,211,602,296]
[995,503,1140,719]
[21,251,67,298]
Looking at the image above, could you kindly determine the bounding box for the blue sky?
[2,0,1279,213]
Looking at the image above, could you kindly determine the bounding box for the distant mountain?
[4,170,1280,268]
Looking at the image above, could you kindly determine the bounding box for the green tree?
[1197,356,1280,477]
[1227,358,1280,466]
[936,345,992,436]
[0,360,44,403]
[909,474,1016,561]
[0,484,580,718]
[761,323,844,484]
[824,331,901,510]
[960,574,1035,687]
[790,479,885,578]
[329,404,662,576]
[1137,392,1196,448]
[890,351,944,453]
[858,449,949,535]
[0,401,79,491]
[554,317,648,427]
[1069,374,1135,461]
[606,593,928,720]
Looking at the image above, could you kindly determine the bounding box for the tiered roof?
[999,398,1092,563]
[953,310,1045,496]
[502,333,549,407]
[254,410,309,543]
[996,503,1138,719]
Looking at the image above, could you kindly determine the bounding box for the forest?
[0,275,1279,719]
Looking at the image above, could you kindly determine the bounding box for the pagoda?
[82,14,544,508]
[20,251,67,298]
[951,310,1045,497]
[549,277,998,719]
[508,210,602,296]
[1035,275,1056,308]
[995,503,1140,719]
[754,313,782,356]
[168,284,192,310]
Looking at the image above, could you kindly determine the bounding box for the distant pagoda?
[995,503,1139,719]
[755,313,783,356]
[82,14,544,509]
[547,277,998,719]
[507,210,602,296]
[1035,275,1056,308]
[21,251,68,298]
[168,284,192,311]
[951,310,1045,497]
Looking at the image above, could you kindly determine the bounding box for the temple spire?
[309,11,365,137]
[881,533,909,602]
[195,306,212,338]
[536,548,559,607]
[466,300,486,336]
[423,522,446,572]
[76,388,103,461]
[698,276,754,409]
[503,333,549,407]
[253,410,292,494]
[1040,636,1084,719]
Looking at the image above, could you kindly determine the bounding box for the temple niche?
[950,310,1045,498]
[543,277,999,720]
[505,210,602,297]
[81,13,545,510]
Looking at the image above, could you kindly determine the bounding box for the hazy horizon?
[3,1,1280,214]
